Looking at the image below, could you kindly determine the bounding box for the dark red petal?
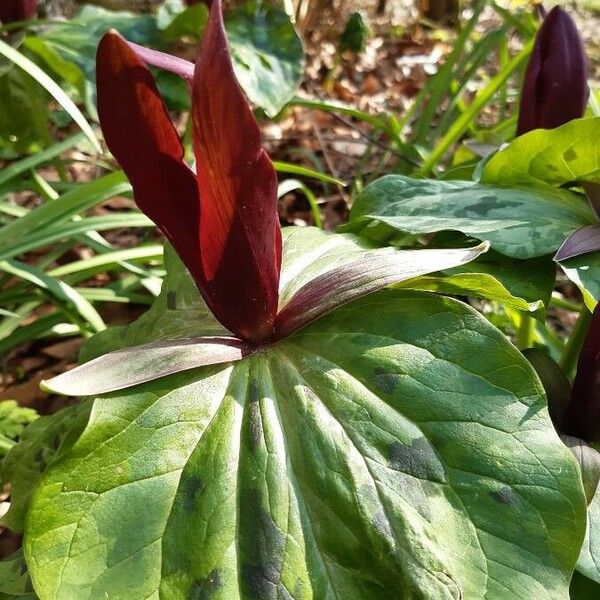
[191,0,281,342]
[96,32,204,296]
[517,6,588,135]
[563,305,600,442]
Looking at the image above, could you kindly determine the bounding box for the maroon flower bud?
[563,305,600,442]
[0,0,37,23]
[517,6,588,136]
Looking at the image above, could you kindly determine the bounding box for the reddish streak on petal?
[191,0,281,342]
[96,32,204,296]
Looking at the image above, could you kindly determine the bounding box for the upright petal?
[563,305,600,442]
[96,32,204,296]
[517,6,588,135]
[191,0,281,342]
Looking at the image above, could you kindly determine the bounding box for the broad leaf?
[0,400,37,443]
[40,3,303,119]
[24,231,586,599]
[481,118,600,187]
[227,2,304,117]
[342,175,595,259]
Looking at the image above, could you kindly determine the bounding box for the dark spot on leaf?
[389,438,445,482]
[242,563,279,599]
[240,489,285,599]
[490,486,516,505]
[467,196,521,217]
[189,569,222,600]
[167,291,176,310]
[564,148,577,162]
[248,380,260,403]
[181,474,204,513]
[247,380,262,449]
[373,368,400,394]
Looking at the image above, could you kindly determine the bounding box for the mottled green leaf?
[481,118,600,187]
[342,175,594,259]
[227,2,304,117]
[24,230,585,600]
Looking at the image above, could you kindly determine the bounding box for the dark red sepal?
[563,305,600,442]
[517,6,589,135]
[96,32,204,302]
[191,0,281,342]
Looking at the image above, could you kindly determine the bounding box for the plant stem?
[560,307,593,380]
[517,314,535,349]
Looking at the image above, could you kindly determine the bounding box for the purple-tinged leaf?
[191,0,281,343]
[563,304,600,443]
[517,6,589,135]
[555,225,600,261]
[273,242,489,339]
[561,435,600,503]
[41,336,251,397]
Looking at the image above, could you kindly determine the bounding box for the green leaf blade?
[343,175,595,259]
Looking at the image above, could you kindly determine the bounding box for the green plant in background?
[0,400,37,465]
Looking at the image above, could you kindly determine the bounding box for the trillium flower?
[97,0,281,343]
[46,0,489,396]
[517,6,589,136]
[0,0,37,23]
[563,305,600,442]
